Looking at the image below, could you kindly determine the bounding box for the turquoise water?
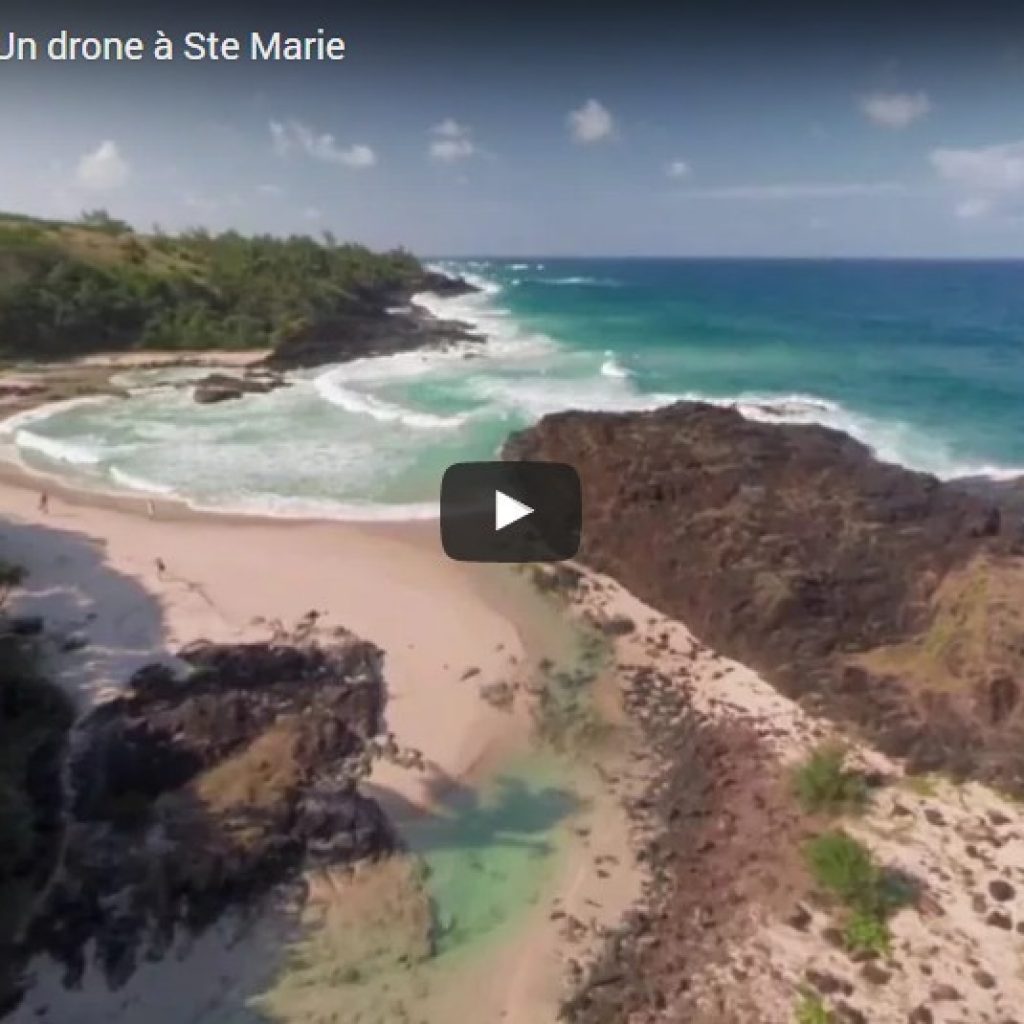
[408,755,575,956]
[8,258,1024,514]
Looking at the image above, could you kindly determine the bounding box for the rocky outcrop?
[263,273,481,371]
[23,632,393,992]
[506,401,1024,791]
[417,270,477,298]
[192,370,287,404]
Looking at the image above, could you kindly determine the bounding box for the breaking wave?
[15,429,103,467]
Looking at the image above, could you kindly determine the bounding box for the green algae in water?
[407,753,579,957]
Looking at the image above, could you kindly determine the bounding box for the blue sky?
[5,3,1024,256]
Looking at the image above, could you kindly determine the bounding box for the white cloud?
[930,140,1024,192]
[860,91,931,129]
[930,140,1024,220]
[303,206,322,221]
[257,183,284,197]
[956,197,993,220]
[337,144,376,169]
[568,99,614,144]
[429,119,476,162]
[75,140,130,190]
[666,159,690,179]
[432,118,466,139]
[675,181,905,200]
[430,138,475,162]
[270,120,376,169]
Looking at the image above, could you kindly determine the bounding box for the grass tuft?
[804,829,912,958]
[792,744,867,816]
[795,991,834,1024]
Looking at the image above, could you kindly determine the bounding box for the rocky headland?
[506,400,1024,795]
[12,626,394,1003]
[260,270,481,372]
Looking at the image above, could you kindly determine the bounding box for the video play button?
[440,461,582,563]
[495,490,533,531]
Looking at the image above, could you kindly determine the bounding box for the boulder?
[26,633,393,990]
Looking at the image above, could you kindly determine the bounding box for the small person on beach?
[155,557,166,578]
[38,491,49,514]
[146,500,156,518]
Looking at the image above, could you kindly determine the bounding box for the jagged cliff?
[506,401,1024,791]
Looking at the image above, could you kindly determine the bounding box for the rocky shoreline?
[260,269,481,372]
[507,400,1024,796]
[0,270,480,416]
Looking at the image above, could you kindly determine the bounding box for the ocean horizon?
[8,256,1024,517]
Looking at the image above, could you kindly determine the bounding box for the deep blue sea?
[7,258,1024,516]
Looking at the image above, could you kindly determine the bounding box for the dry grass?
[852,554,1024,695]
[254,857,434,1023]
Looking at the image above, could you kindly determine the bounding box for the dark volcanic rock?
[192,371,286,404]
[418,270,477,298]
[506,401,1024,791]
[25,635,392,991]
[263,272,481,370]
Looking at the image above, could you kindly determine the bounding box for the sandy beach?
[0,462,646,1024]
[6,441,1024,1024]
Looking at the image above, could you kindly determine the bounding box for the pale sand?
[0,475,524,803]
[571,566,1024,1024]
[69,349,272,369]
[0,471,645,1024]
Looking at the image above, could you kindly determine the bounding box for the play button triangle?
[495,489,534,531]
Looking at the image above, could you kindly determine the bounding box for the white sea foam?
[412,278,556,363]
[0,395,115,435]
[15,429,103,467]
[600,352,630,379]
[108,466,176,495]
[534,276,621,287]
[681,390,1024,481]
[471,375,671,420]
[313,362,471,430]
[185,493,440,521]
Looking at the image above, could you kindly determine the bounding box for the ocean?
[7,258,1024,516]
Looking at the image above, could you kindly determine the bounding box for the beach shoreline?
[0,453,649,1023]
[8,415,1024,1024]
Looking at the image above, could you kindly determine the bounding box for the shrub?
[792,744,867,815]
[805,830,914,960]
[804,830,884,916]
[842,909,891,956]
[795,991,833,1024]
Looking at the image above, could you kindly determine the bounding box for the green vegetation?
[530,625,614,753]
[805,830,894,916]
[0,209,423,359]
[804,829,911,958]
[0,555,74,1001]
[794,991,834,1024]
[791,744,868,816]
[842,908,892,956]
[902,773,940,798]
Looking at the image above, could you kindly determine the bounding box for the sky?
[5,1,1024,256]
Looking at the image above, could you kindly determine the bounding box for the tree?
[79,209,131,234]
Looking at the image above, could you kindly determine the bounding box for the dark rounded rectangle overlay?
[440,461,582,563]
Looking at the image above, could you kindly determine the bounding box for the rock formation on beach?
[507,400,1024,792]
[191,369,288,403]
[21,631,393,994]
